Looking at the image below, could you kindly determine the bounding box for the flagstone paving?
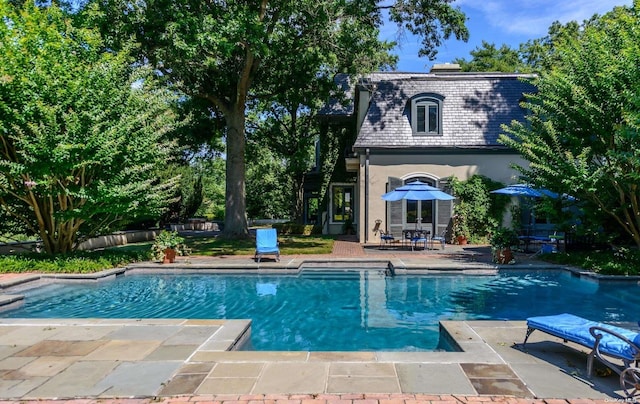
[0,237,632,403]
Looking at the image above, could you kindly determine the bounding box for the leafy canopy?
[85,0,469,238]
[500,1,640,246]
[454,20,583,74]
[0,0,181,254]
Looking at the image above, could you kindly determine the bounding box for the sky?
[382,0,633,72]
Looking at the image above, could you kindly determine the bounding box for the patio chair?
[372,219,382,235]
[430,230,446,250]
[522,313,640,398]
[379,230,395,248]
[410,230,429,251]
[254,228,280,263]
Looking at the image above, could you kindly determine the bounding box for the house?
[310,64,536,244]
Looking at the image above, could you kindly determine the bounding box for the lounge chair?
[523,313,640,397]
[254,228,280,263]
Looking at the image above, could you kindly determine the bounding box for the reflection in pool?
[1,270,637,351]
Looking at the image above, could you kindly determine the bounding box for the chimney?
[429,63,462,73]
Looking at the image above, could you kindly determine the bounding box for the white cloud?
[459,0,633,37]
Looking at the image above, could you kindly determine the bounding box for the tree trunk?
[222,109,250,239]
[291,172,305,225]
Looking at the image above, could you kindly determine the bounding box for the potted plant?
[151,230,188,263]
[452,214,469,245]
[489,227,519,264]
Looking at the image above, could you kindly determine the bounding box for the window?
[411,96,442,135]
[404,177,434,226]
[304,192,319,225]
[331,185,354,222]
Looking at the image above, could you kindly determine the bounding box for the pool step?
[298,268,390,280]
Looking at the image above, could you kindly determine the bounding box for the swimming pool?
[1,269,638,351]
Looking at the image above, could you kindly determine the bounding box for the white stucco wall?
[358,152,528,244]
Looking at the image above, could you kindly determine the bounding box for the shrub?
[489,227,519,249]
[272,223,322,235]
[151,230,190,260]
[0,248,153,274]
[450,175,510,241]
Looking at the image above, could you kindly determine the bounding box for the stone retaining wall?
[0,230,163,254]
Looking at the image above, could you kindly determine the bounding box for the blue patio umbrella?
[381,180,455,201]
[490,184,546,198]
[490,184,574,200]
[491,184,575,251]
[382,181,455,245]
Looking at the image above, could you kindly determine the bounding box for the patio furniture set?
[379,229,445,251]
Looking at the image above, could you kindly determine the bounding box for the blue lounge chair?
[254,228,280,263]
[523,313,640,397]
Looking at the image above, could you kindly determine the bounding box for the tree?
[500,2,640,246]
[0,0,181,254]
[518,20,581,72]
[248,9,398,224]
[87,0,469,238]
[245,143,289,220]
[454,41,528,73]
[195,157,226,221]
[454,22,583,74]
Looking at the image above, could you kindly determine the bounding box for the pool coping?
[0,263,633,400]
[1,258,638,306]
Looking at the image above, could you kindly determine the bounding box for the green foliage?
[195,157,226,221]
[543,249,640,276]
[450,175,509,242]
[451,213,469,238]
[245,144,289,220]
[86,0,469,238]
[159,164,204,224]
[518,21,581,73]
[489,227,519,249]
[0,248,153,273]
[247,100,319,223]
[454,41,531,73]
[387,0,469,59]
[152,230,185,250]
[0,0,181,254]
[150,230,189,260]
[500,3,640,247]
[0,233,34,243]
[455,21,582,74]
[272,223,322,236]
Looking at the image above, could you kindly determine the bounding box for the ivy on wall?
[450,175,511,243]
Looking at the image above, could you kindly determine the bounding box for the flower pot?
[457,236,468,245]
[493,247,513,264]
[163,248,177,264]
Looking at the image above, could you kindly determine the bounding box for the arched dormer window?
[411,95,443,135]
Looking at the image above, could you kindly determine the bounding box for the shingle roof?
[353,72,536,150]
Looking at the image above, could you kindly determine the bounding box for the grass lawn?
[1,232,636,276]
[185,234,334,256]
[0,234,335,273]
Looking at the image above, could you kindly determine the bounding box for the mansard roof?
[352,71,536,151]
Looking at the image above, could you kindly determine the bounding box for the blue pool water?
[1,269,638,351]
